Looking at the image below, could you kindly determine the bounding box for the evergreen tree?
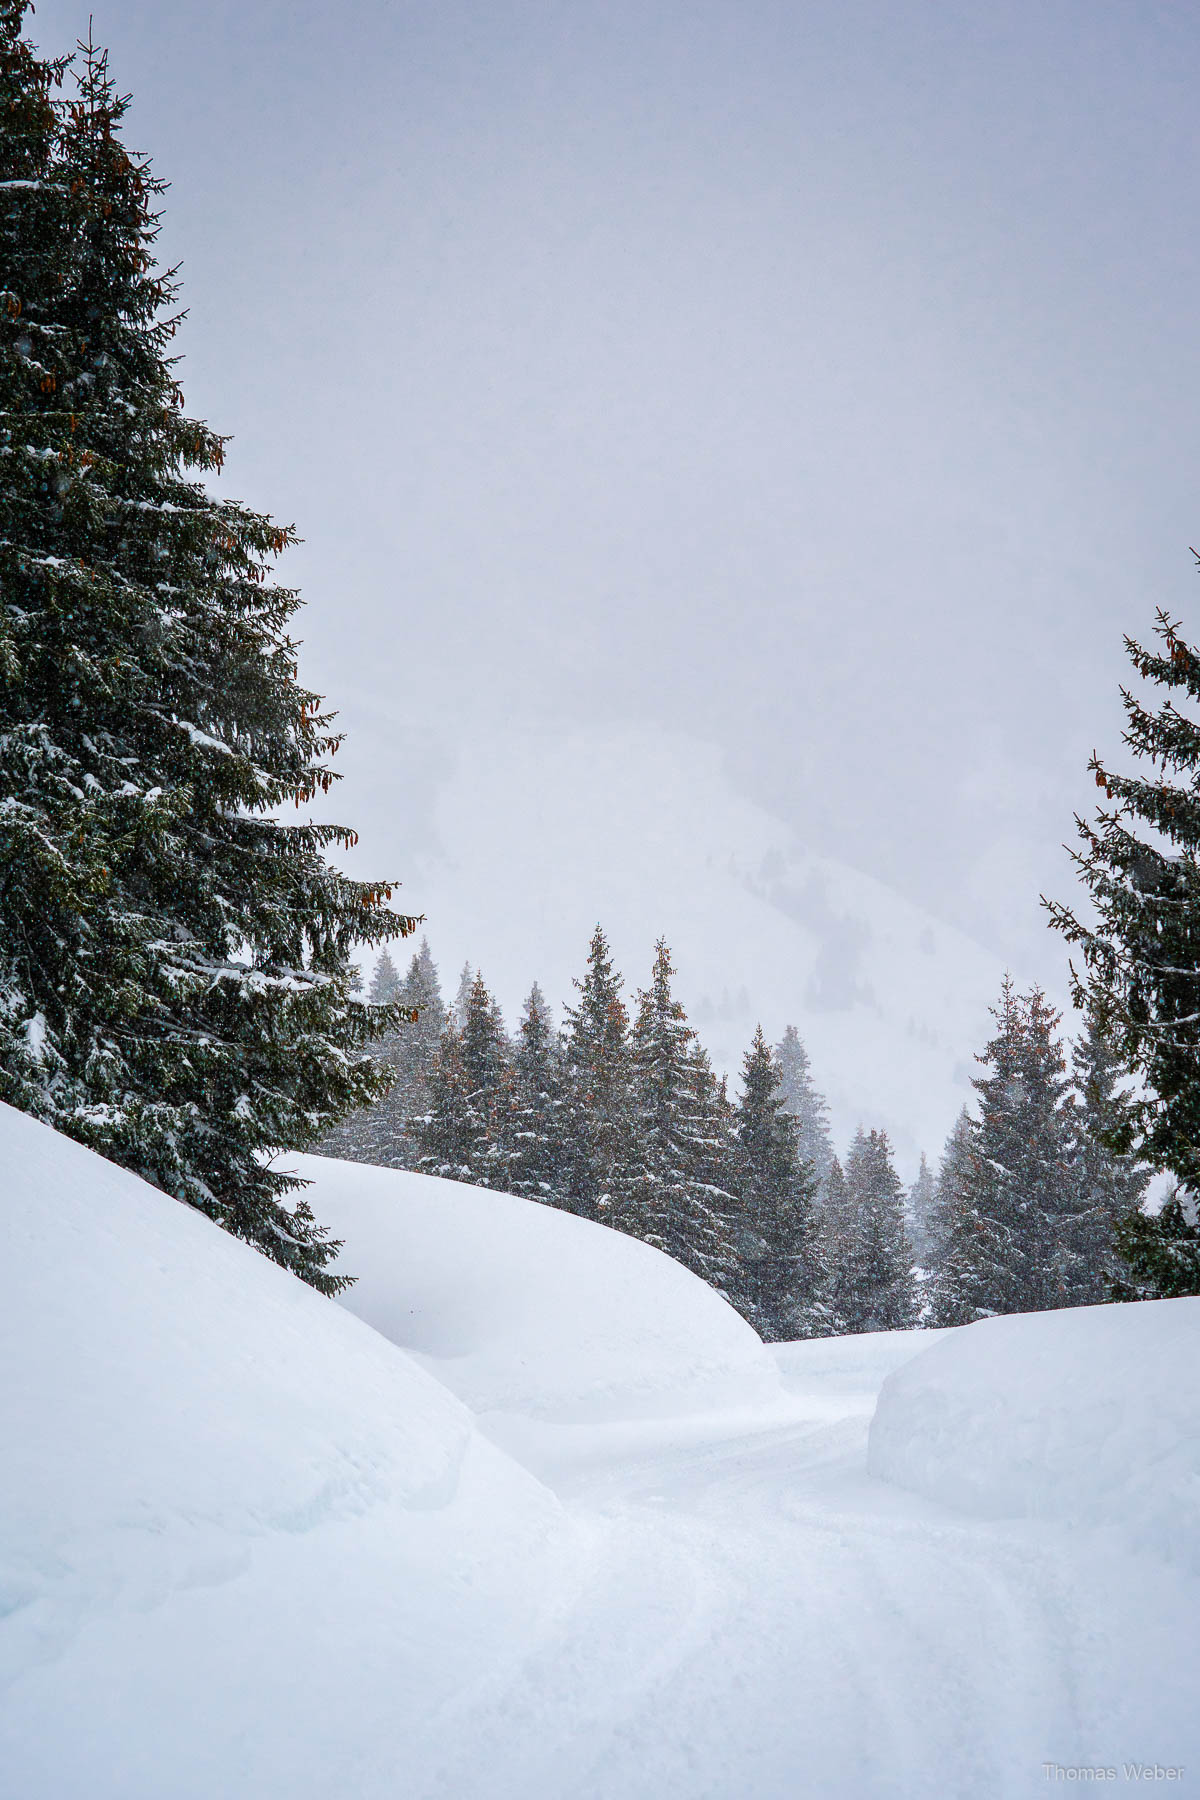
[314,938,442,1170]
[928,980,1085,1325]
[620,941,740,1292]
[393,937,446,1146]
[456,971,512,1186]
[1069,1015,1152,1302]
[0,16,411,1291]
[824,1128,917,1333]
[451,960,474,1028]
[1114,1186,1200,1299]
[906,1152,937,1269]
[924,1108,976,1308]
[816,1155,853,1331]
[1046,604,1200,1297]
[773,1025,834,1186]
[368,948,403,1005]
[504,982,566,1204]
[560,925,636,1219]
[693,1047,739,1210]
[0,0,69,276]
[414,1020,472,1182]
[418,970,511,1186]
[732,1025,823,1339]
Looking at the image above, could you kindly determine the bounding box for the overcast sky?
[31,0,1200,993]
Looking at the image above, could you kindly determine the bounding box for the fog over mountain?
[30,0,1200,1131]
[367,723,1013,1174]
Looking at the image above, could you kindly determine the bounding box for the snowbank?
[868,1299,1200,1569]
[0,1104,563,1799]
[291,1153,782,1421]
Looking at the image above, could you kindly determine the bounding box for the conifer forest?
[315,929,1163,1334]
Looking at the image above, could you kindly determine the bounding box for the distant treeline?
[318,932,1148,1337]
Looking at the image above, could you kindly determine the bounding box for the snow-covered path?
[418,1340,1199,1800]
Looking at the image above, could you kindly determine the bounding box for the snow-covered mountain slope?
[394,723,1037,1174]
[291,1152,781,1421]
[4,1116,1196,1798]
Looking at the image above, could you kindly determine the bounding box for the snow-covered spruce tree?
[923,1108,975,1307]
[1069,1015,1151,1302]
[928,985,1028,1326]
[822,1129,916,1333]
[412,1020,469,1180]
[816,1155,852,1331]
[1045,604,1200,1297]
[617,941,741,1292]
[451,960,474,1029]
[0,0,69,263]
[504,981,567,1205]
[927,980,1084,1324]
[732,1026,824,1338]
[773,1024,834,1188]
[390,937,447,1156]
[315,945,413,1165]
[312,940,441,1171]
[905,1152,936,1269]
[329,935,445,1170]
[418,970,511,1187]
[560,925,637,1220]
[368,948,403,1005]
[841,1130,913,1332]
[692,1041,740,1220]
[0,20,412,1291]
[1114,1183,1200,1299]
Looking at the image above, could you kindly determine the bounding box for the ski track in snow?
[415,1380,1198,1800]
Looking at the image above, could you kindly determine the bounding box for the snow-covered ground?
[3,1108,1197,1797]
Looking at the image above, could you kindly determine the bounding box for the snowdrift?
[868,1298,1200,1569]
[0,1104,562,1799]
[290,1152,782,1421]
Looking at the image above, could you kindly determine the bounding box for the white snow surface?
[289,1152,782,1421]
[869,1299,1200,1569]
[0,1106,562,1798]
[4,1111,1198,1797]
